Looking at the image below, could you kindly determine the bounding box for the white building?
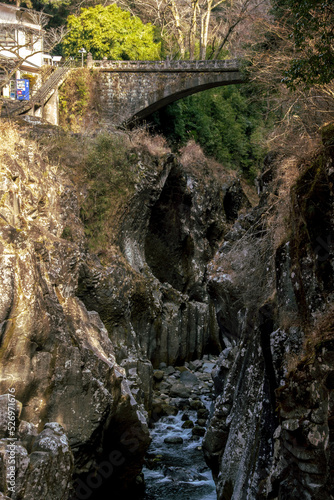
[0,2,52,97]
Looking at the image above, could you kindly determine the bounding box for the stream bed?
[143,395,216,500]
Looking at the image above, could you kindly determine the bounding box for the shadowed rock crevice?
[144,167,194,293]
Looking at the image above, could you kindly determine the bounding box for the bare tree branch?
[0,14,67,94]
[115,0,270,59]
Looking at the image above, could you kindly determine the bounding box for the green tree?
[151,85,271,179]
[62,4,161,60]
[272,0,334,87]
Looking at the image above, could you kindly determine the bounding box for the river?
[143,394,216,499]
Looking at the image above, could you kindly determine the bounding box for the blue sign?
[16,79,30,100]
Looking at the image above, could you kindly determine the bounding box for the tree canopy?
[150,85,271,180]
[62,4,161,60]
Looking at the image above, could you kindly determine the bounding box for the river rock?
[164,366,176,376]
[180,370,199,387]
[161,404,178,416]
[153,370,165,382]
[189,359,204,371]
[164,436,184,444]
[176,366,189,373]
[182,420,194,429]
[170,384,192,399]
[202,362,216,373]
[189,400,205,410]
[197,408,210,419]
[159,381,172,393]
[163,466,206,482]
[192,426,206,437]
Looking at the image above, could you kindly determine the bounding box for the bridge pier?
[28,88,59,125]
[43,89,59,126]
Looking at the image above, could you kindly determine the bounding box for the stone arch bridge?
[89,58,243,126]
[7,58,243,126]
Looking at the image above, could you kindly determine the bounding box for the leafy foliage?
[80,133,138,248]
[272,0,334,87]
[151,85,272,179]
[62,4,161,60]
[59,68,100,132]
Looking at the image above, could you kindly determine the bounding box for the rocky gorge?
[0,118,333,500]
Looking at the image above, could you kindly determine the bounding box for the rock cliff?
[1,117,333,500]
[203,124,334,499]
[0,122,150,499]
[0,121,249,498]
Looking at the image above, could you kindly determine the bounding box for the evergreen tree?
[63,4,161,60]
[151,85,271,179]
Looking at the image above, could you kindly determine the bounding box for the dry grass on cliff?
[129,127,170,157]
[37,126,171,253]
[307,305,334,351]
[0,120,20,157]
[179,140,237,185]
[266,156,300,249]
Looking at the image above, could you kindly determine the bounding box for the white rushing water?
[143,395,216,500]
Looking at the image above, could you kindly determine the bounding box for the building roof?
[0,3,52,18]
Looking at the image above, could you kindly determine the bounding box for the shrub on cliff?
[59,69,100,132]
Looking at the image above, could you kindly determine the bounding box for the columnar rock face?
[0,122,250,499]
[0,125,150,498]
[203,126,334,499]
[77,155,248,369]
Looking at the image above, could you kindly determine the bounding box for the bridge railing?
[88,57,239,71]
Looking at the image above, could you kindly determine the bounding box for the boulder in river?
[180,370,199,387]
[197,408,210,419]
[170,383,191,398]
[164,436,184,444]
[182,420,194,429]
[189,399,205,410]
[153,370,165,381]
[192,426,206,437]
[189,359,204,371]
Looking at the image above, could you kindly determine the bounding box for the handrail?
[31,58,73,105]
[89,58,240,71]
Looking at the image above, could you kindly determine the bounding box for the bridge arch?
[94,59,244,126]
